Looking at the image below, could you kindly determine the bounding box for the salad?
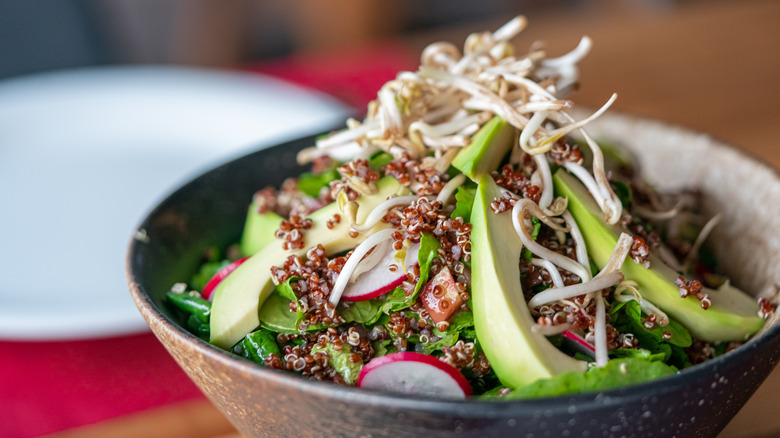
[166,17,775,399]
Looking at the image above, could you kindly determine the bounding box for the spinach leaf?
[610,300,692,348]
[190,259,229,292]
[257,290,301,334]
[311,342,363,384]
[339,299,384,325]
[609,348,665,362]
[609,300,692,368]
[232,329,281,365]
[507,358,676,399]
[521,217,542,262]
[369,151,394,171]
[610,180,632,207]
[413,233,441,297]
[415,309,475,354]
[297,168,340,198]
[451,185,477,221]
[167,291,211,324]
[373,339,394,357]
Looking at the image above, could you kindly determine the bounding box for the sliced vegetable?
[202,257,248,300]
[210,176,408,349]
[341,243,420,302]
[507,358,677,399]
[553,169,764,342]
[233,329,281,365]
[358,352,472,398]
[240,207,283,256]
[420,267,463,324]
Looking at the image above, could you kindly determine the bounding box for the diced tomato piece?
[420,267,463,324]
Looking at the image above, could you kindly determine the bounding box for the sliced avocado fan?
[553,169,764,342]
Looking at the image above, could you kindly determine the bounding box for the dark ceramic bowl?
[127,113,780,438]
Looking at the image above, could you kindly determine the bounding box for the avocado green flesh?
[471,174,587,389]
[210,176,409,349]
[451,116,515,181]
[240,206,283,256]
[553,170,764,342]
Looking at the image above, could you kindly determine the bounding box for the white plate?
[0,66,350,340]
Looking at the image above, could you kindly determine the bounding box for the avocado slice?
[210,177,409,349]
[471,174,587,389]
[240,205,283,256]
[553,169,764,342]
[451,116,515,181]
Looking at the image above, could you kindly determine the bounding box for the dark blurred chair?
[0,0,109,80]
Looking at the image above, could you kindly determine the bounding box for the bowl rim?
[126,111,780,415]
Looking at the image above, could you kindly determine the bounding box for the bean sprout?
[329,228,396,305]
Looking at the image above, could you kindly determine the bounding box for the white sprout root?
[512,198,591,282]
[350,195,420,233]
[329,228,397,306]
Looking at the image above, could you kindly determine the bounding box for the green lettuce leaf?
[297,168,340,198]
[413,233,441,297]
[190,259,229,292]
[609,300,691,367]
[521,217,542,262]
[312,342,363,384]
[507,358,677,399]
[610,300,692,348]
[451,185,477,221]
[369,151,394,172]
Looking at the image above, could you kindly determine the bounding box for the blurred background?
[1,1,778,437]
[1,0,569,77]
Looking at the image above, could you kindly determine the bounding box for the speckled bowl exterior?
[127,113,780,438]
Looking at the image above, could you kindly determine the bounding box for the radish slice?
[202,257,248,301]
[341,243,420,302]
[562,330,596,359]
[358,352,472,398]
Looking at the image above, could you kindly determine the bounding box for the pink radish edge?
[202,257,249,300]
[358,351,472,397]
[341,275,408,302]
[562,330,596,353]
[341,243,420,302]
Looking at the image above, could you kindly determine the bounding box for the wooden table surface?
[46,0,779,437]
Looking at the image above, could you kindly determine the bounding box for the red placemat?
[0,333,202,438]
[0,42,414,438]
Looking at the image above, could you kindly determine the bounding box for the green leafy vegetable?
[369,151,394,171]
[451,185,477,221]
[167,291,211,324]
[413,233,441,297]
[609,300,692,367]
[521,217,542,262]
[339,299,385,325]
[191,259,230,292]
[609,348,665,362]
[610,180,632,207]
[312,342,363,384]
[610,300,692,348]
[233,329,281,364]
[297,169,341,198]
[186,314,210,340]
[257,290,300,334]
[507,358,677,399]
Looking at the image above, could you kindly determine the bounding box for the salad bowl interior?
[127,112,780,438]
